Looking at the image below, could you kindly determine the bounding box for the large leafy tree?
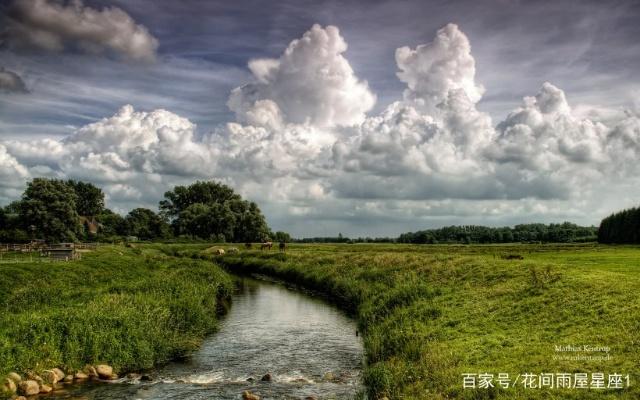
[233,200,272,242]
[125,208,170,240]
[161,181,271,242]
[66,180,105,216]
[19,178,81,242]
[177,203,236,241]
[96,208,127,237]
[160,181,240,218]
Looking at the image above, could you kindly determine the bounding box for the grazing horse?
[260,241,273,250]
[279,241,286,252]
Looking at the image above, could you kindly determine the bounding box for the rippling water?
[51,276,365,399]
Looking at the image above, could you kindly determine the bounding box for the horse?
[278,241,286,252]
[260,241,273,250]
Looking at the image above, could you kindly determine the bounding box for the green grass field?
[0,245,233,378]
[186,242,640,400]
[2,243,638,399]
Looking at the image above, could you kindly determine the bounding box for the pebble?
[260,373,272,382]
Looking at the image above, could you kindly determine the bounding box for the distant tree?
[66,180,105,216]
[124,208,170,240]
[397,223,596,244]
[19,178,80,242]
[4,201,22,214]
[160,181,271,242]
[503,230,514,243]
[274,231,291,243]
[598,206,640,244]
[0,203,29,242]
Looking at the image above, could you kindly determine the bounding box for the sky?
[1,0,640,237]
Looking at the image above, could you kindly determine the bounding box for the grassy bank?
[181,243,640,400]
[0,245,233,377]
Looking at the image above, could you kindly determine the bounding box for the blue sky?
[1,0,640,236]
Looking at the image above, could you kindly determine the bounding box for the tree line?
[3,177,633,245]
[296,223,598,244]
[598,206,640,244]
[397,223,598,244]
[0,178,276,243]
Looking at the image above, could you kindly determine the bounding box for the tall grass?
[185,243,640,400]
[0,245,233,376]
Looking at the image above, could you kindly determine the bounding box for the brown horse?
[260,241,273,250]
[279,241,286,252]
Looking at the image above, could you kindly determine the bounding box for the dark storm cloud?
[1,0,158,61]
[0,67,28,93]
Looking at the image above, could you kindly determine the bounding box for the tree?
[598,206,640,244]
[124,208,170,240]
[0,203,29,242]
[19,178,80,242]
[231,200,272,242]
[96,208,126,238]
[66,180,105,216]
[160,181,240,219]
[274,231,291,243]
[4,201,21,214]
[177,203,236,240]
[160,181,271,242]
[397,223,597,244]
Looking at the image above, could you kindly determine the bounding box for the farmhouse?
[79,216,101,235]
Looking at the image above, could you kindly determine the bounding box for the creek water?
[51,276,365,399]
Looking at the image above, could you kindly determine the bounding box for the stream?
[51,276,365,399]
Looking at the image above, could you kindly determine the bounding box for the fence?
[0,252,49,264]
[0,242,98,263]
[76,242,99,250]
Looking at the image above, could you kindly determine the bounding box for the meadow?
[2,242,639,400]
[183,242,640,400]
[0,245,233,378]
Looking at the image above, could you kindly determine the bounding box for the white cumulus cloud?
[396,23,485,113]
[227,24,376,128]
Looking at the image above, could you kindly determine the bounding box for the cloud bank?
[2,23,639,235]
[2,0,158,62]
